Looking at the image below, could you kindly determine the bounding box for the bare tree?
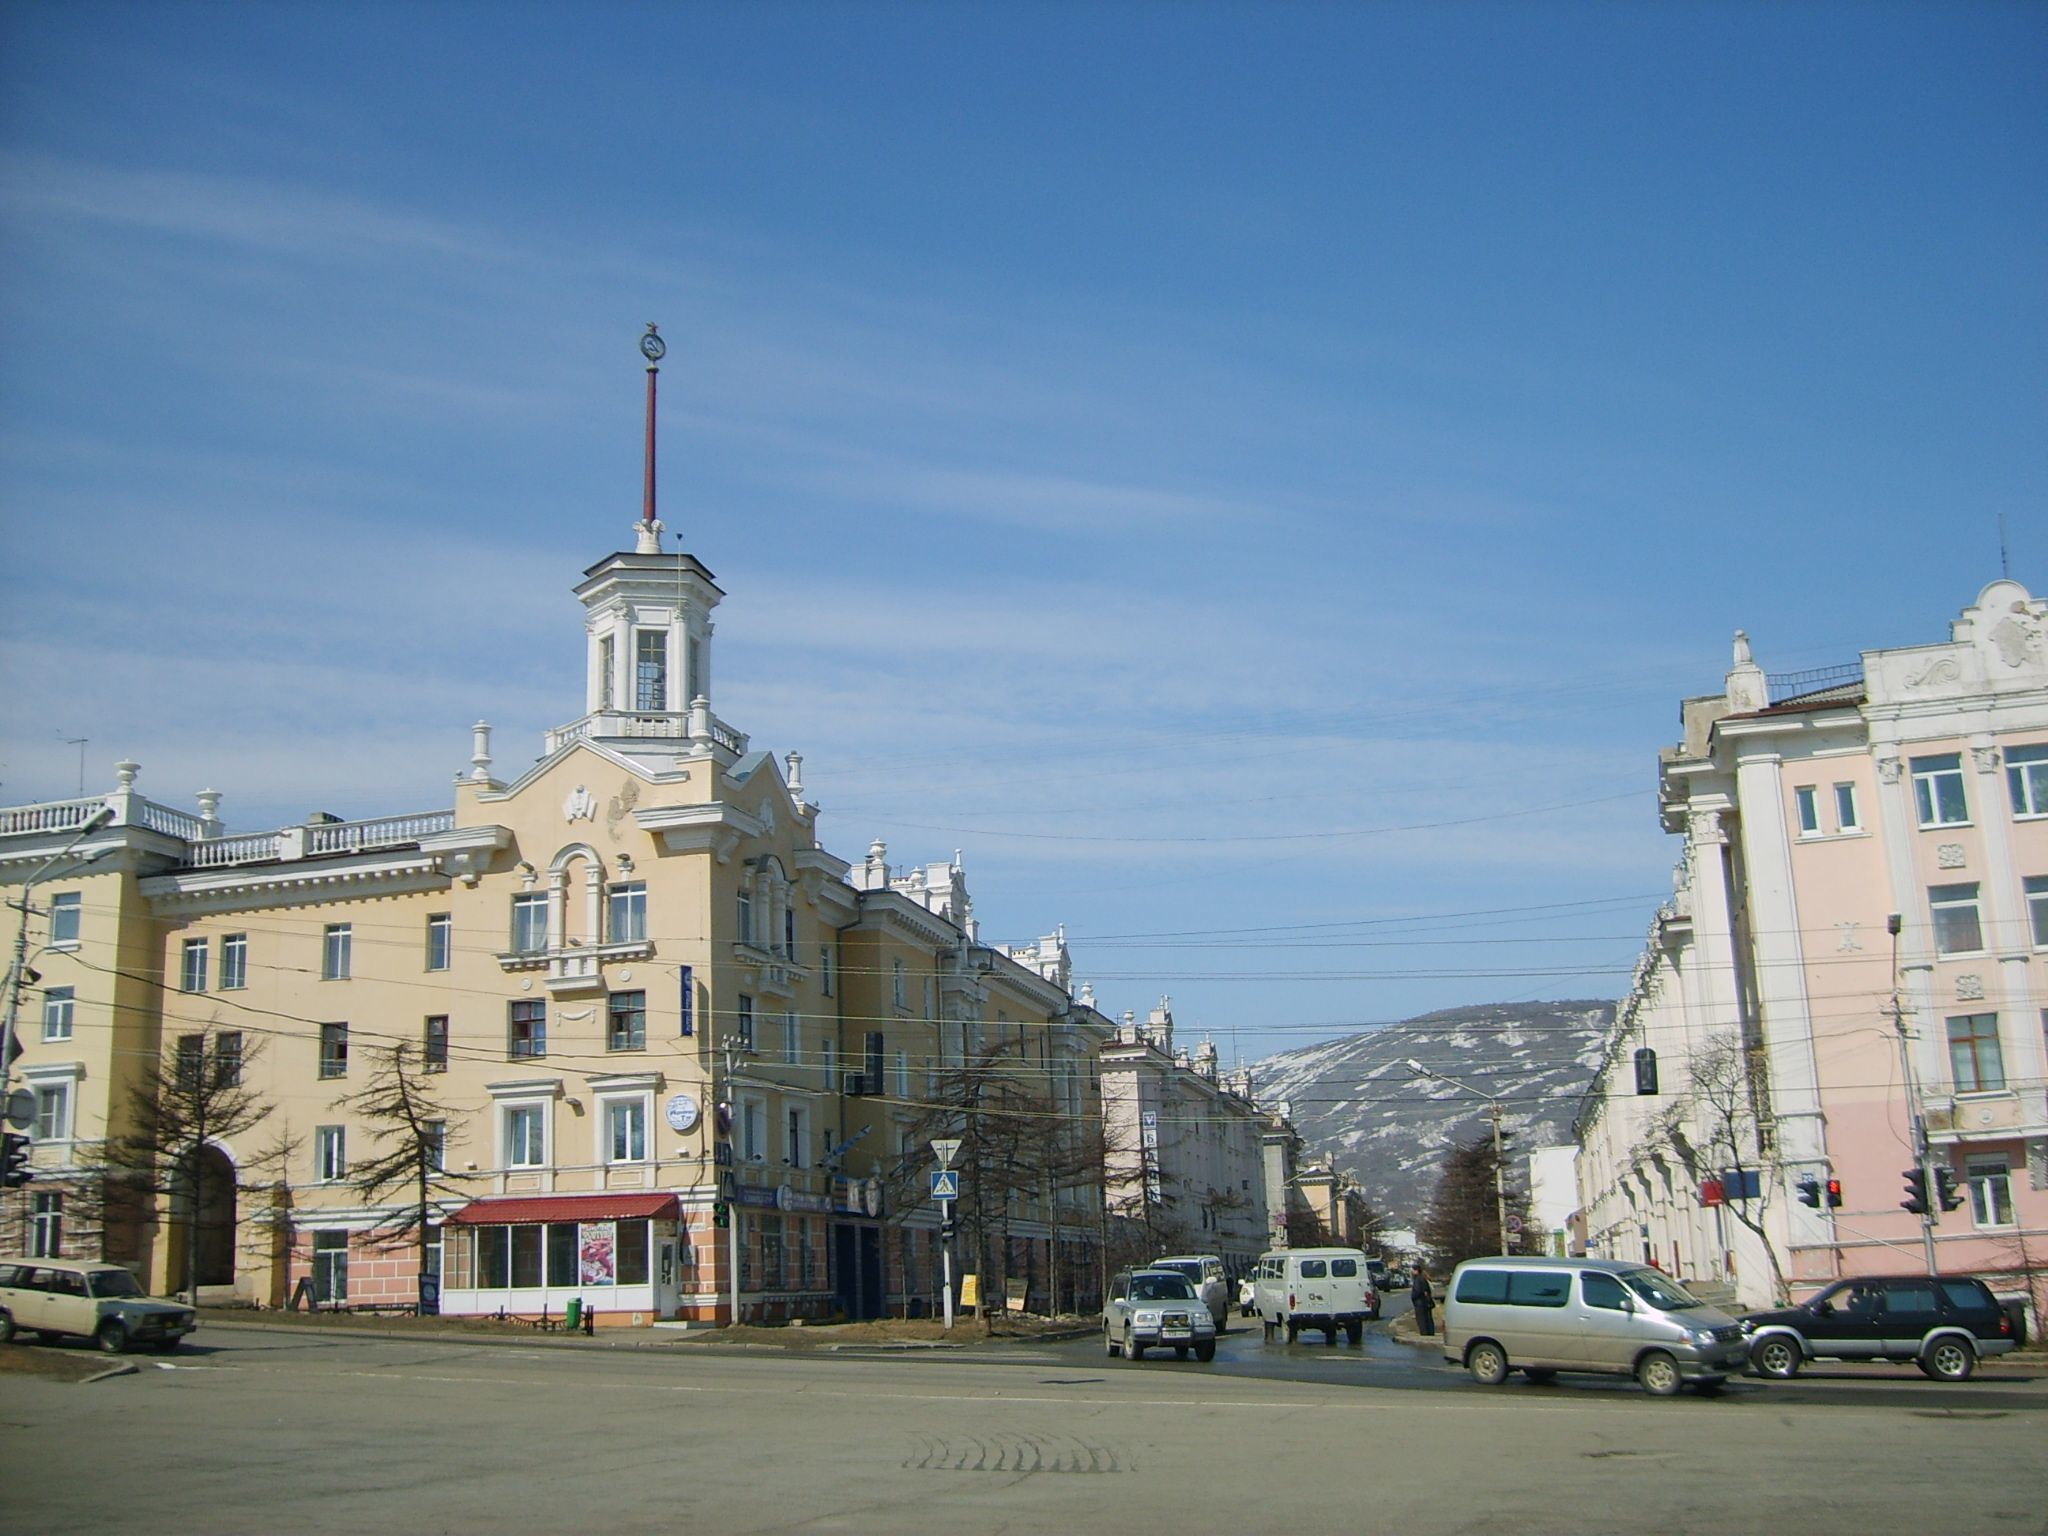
[340,1042,465,1312]
[95,1030,286,1303]
[1647,1032,1789,1304]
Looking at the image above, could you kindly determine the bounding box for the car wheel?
[1125,1326,1144,1362]
[1922,1338,1976,1381]
[94,1320,129,1355]
[1522,1368,1557,1383]
[0,1310,14,1344]
[1262,1318,1275,1342]
[1105,1325,1119,1358]
[1194,1340,1216,1363]
[1345,1321,1363,1346]
[1750,1336,1801,1379]
[1324,1327,1338,1346]
[1637,1350,1682,1398]
[1467,1341,1509,1386]
[1285,1320,1300,1344]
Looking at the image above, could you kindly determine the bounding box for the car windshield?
[88,1270,146,1299]
[1130,1275,1196,1302]
[1153,1262,1201,1284]
[1621,1270,1704,1311]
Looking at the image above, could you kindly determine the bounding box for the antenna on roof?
[1999,512,2010,579]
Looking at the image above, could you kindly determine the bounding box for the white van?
[1252,1247,1381,1344]
[1151,1254,1229,1328]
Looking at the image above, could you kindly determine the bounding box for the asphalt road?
[2,1321,2043,1536]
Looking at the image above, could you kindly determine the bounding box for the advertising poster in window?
[579,1221,618,1285]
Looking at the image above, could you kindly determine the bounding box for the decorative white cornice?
[636,801,767,856]
[139,851,448,916]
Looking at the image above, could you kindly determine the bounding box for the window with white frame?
[896,1049,909,1101]
[1929,883,1984,955]
[608,882,647,944]
[504,1104,545,1168]
[41,987,73,1042]
[508,1000,546,1059]
[1834,782,1861,832]
[321,923,352,980]
[734,994,755,1051]
[180,938,208,993]
[892,959,906,1010]
[820,945,833,996]
[48,892,80,946]
[424,1015,449,1071]
[2008,743,2048,818]
[740,1096,766,1163]
[1912,753,1969,827]
[635,629,667,712]
[319,1021,348,1078]
[1946,1013,2005,1093]
[511,893,548,955]
[783,1009,800,1065]
[606,1098,647,1163]
[312,1230,349,1303]
[1967,1156,2013,1227]
[2029,876,2048,948]
[30,1192,62,1258]
[214,1032,242,1088]
[33,1082,70,1142]
[425,1120,447,1173]
[220,932,247,990]
[426,913,452,971]
[1793,785,1819,835]
[315,1126,347,1182]
[607,990,646,1052]
[598,632,615,711]
[785,1103,809,1168]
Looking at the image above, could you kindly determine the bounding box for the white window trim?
[40,987,75,1043]
[501,1103,548,1170]
[314,1125,348,1183]
[1793,785,1820,837]
[1966,1156,2014,1229]
[737,1092,768,1164]
[485,1078,561,1171]
[1929,884,1986,958]
[22,1062,84,1149]
[1911,756,1972,829]
[601,1095,651,1165]
[2007,745,2048,819]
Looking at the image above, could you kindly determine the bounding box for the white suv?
[0,1259,198,1354]
[1105,1267,1218,1362]
[1150,1254,1230,1328]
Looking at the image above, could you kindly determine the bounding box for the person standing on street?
[1410,1266,1436,1337]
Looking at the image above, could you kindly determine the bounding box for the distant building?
[1526,1146,1578,1258]
[1578,580,2047,1328]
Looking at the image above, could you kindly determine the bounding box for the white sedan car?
[1104,1268,1218,1362]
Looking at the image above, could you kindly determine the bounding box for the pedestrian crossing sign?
[930,1169,960,1201]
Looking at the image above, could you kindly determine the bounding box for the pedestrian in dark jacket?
[1410,1267,1436,1337]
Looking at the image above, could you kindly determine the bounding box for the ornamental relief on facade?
[1955,974,1985,1002]
[1937,843,1968,870]
[1876,756,1903,784]
[1988,613,2044,670]
[1902,655,1962,691]
[564,784,597,823]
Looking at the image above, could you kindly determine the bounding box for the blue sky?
[3,2,2043,1065]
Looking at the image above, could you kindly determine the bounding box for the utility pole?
[1887,915,1940,1276]
[721,1041,741,1327]
[1406,1058,1510,1254]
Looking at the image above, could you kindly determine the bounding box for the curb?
[82,1361,139,1384]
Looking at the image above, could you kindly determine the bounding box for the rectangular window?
[508,1000,546,1059]
[1833,783,1860,832]
[176,1033,204,1092]
[312,1230,348,1303]
[607,990,646,1052]
[322,923,352,980]
[546,1222,576,1286]
[891,960,906,1009]
[48,892,80,946]
[896,1049,909,1101]
[1793,785,1819,835]
[30,1193,62,1259]
[2029,876,2048,948]
[607,1099,647,1163]
[866,1031,885,1089]
[1968,1157,2013,1227]
[505,1105,544,1168]
[607,882,646,944]
[598,633,615,711]
[424,1120,446,1173]
[319,1021,349,1079]
[741,1098,765,1162]
[214,1032,243,1089]
[783,906,795,957]
[1930,883,1984,955]
[33,1083,69,1142]
[315,1126,347,1182]
[735,995,755,1051]
[426,913,452,971]
[1912,753,1970,827]
[635,629,668,712]
[511,894,548,955]
[1946,1013,2006,1093]
[424,1015,449,1071]
[41,987,73,1043]
[786,1105,807,1167]
[821,1038,836,1091]
[180,938,209,993]
[220,933,247,990]
[2009,743,2048,818]
[820,946,833,996]
[737,889,754,946]
[783,1009,800,1065]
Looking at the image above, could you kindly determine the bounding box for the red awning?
[443,1193,680,1226]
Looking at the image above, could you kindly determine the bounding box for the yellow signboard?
[959,1273,980,1310]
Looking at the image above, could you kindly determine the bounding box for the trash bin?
[565,1298,582,1330]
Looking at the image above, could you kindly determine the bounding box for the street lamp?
[2,803,115,1103]
[1406,1058,1510,1255]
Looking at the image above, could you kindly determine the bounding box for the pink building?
[1579,580,2046,1331]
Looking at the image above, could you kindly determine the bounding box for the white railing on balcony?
[307,811,453,855]
[189,833,285,868]
[135,801,207,839]
[0,798,111,836]
[544,710,750,757]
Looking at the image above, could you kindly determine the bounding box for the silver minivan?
[1442,1256,1747,1396]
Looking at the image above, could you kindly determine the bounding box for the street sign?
[931,1138,962,1167]
[930,1169,960,1201]
[3,1088,32,1131]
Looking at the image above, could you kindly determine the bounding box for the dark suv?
[1742,1274,2016,1381]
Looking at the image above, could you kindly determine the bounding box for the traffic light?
[712,1201,730,1229]
[1825,1178,1843,1209]
[1901,1168,1930,1215]
[0,1133,32,1189]
[1795,1175,1821,1208]
[1934,1167,1965,1213]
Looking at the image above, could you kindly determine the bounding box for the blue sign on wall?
[930,1170,960,1201]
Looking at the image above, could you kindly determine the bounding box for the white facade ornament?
[1936,843,1967,870]
[1903,656,1962,690]
[1955,974,1985,1002]
[1989,614,2043,669]
[1834,922,1862,953]
[563,785,597,823]
[634,517,665,555]
[1970,745,2000,774]
[1876,756,1903,785]
[471,720,494,781]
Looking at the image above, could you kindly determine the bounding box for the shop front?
[439,1192,684,1324]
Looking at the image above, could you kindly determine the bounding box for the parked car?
[1237,1276,1257,1317]
[1741,1274,2017,1381]
[1251,1247,1381,1345]
[1150,1253,1230,1328]
[1377,1264,1409,1292]
[0,1258,198,1354]
[1442,1256,1747,1397]
[1104,1267,1218,1362]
